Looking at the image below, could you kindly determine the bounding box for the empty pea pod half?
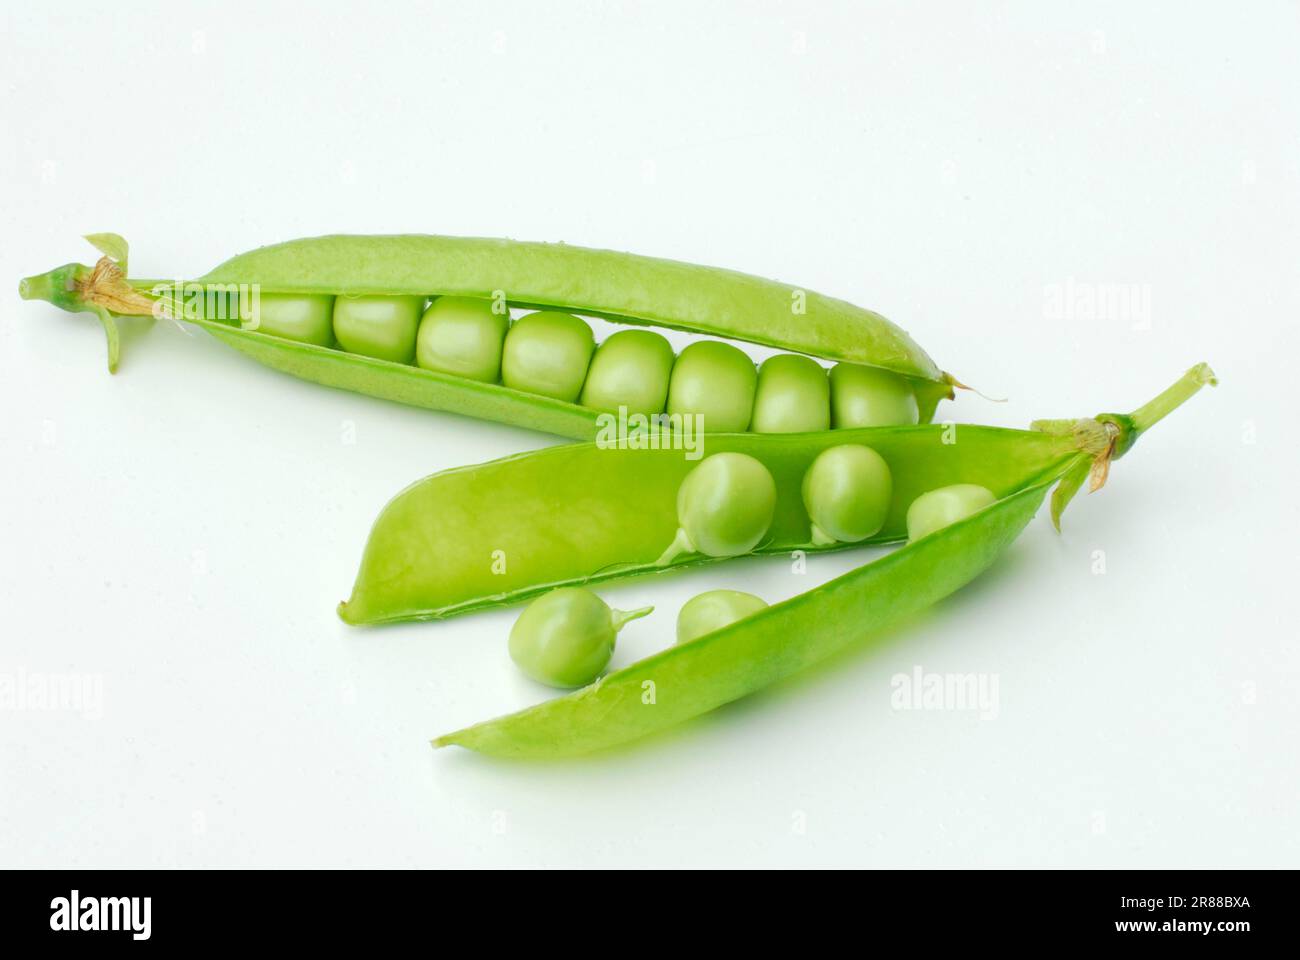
[340,364,1215,629]
[431,365,1215,758]
[18,233,957,439]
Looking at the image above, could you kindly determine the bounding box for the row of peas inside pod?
[20,234,953,440]
[504,448,994,687]
[232,292,922,432]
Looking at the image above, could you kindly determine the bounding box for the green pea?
[751,354,830,433]
[906,483,996,541]
[579,329,675,416]
[333,295,424,363]
[508,586,653,688]
[656,452,777,565]
[415,296,509,382]
[676,589,768,645]
[801,444,892,545]
[665,341,757,432]
[501,311,595,402]
[829,363,919,427]
[248,294,335,346]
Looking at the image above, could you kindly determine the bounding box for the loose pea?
[906,484,996,541]
[248,294,335,346]
[579,329,675,416]
[751,354,830,433]
[656,452,777,565]
[676,589,768,645]
[501,311,595,402]
[333,295,424,364]
[829,363,919,427]
[508,586,653,688]
[801,444,893,545]
[665,341,758,432]
[415,296,509,382]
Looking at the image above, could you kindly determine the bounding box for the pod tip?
[18,272,52,302]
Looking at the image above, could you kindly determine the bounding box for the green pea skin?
[579,329,675,416]
[247,293,335,346]
[751,354,830,433]
[906,483,996,541]
[508,587,653,688]
[665,341,758,432]
[830,363,919,427]
[415,296,509,382]
[501,311,595,402]
[333,295,424,363]
[675,589,768,645]
[801,444,893,545]
[656,452,777,565]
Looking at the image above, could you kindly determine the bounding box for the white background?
[2,1,1296,868]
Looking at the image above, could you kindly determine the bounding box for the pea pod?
[434,480,1048,759]
[341,365,1216,625]
[18,234,955,438]
[434,366,1215,759]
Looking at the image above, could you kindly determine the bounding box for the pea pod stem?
[610,605,654,631]
[18,259,136,373]
[808,524,839,547]
[1107,361,1219,453]
[1033,361,1217,505]
[654,529,696,567]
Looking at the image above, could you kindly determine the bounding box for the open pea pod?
[341,426,1068,623]
[435,364,1216,759]
[18,234,954,438]
[341,364,1216,625]
[435,478,1052,759]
